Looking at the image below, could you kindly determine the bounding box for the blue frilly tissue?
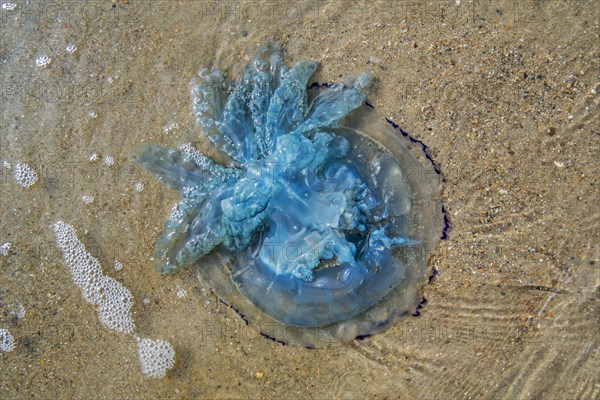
[134,41,443,346]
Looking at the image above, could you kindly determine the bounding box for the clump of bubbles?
[103,156,114,166]
[162,121,180,135]
[52,221,135,334]
[136,338,175,378]
[2,3,17,11]
[95,276,136,334]
[13,163,38,188]
[81,195,94,204]
[0,328,15,352]
[52,221,175,377]
[65,44,77,55]
[35,54,51,68]
[0,242,12,256]
[176,287,187,298]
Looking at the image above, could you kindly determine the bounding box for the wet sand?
[0,1,598,399]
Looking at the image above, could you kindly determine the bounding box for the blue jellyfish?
[134,41,443,345]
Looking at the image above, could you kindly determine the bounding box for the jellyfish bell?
[197,101,443,346]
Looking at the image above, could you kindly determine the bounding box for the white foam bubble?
[0,242,12,256]
[136,337,175,378]
[65,44,77,54]
[163,121,180,134]
[13,163,38,188]
[52,221,135,334]
[35,54,51,68]
[2,3,17,11]
[81,195,95,204]
[0,328,15,352]
[104,156,114,166]
[96,276,135,334]
[53,221,176,377]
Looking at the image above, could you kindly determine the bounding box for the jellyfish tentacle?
[132,144,234,191]
[255,39,285,88]
[249,71,272,159]
[292,73,373,135]
[265,60,318,151]
[249,41,285,159]
[220,176,279,251]
[191,69,242,161]
[153,185,234,275]
[217,67,260,162]
[370,228,420,247]
[192,42,289,163]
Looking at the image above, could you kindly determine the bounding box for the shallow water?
[1,1,598,399]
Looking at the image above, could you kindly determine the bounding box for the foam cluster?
[52,221,175,377]
[52,221,135,334]
[13,162,38,188]
[0,328,15,352]
[35,54,51,68]
[0,242,11,256]
[136,338,176,378]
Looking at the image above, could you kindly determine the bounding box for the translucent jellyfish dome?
[134,41,444,347]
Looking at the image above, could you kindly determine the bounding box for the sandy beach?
[1,1,598,398]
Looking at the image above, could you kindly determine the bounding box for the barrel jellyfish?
[134,41,444,346]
